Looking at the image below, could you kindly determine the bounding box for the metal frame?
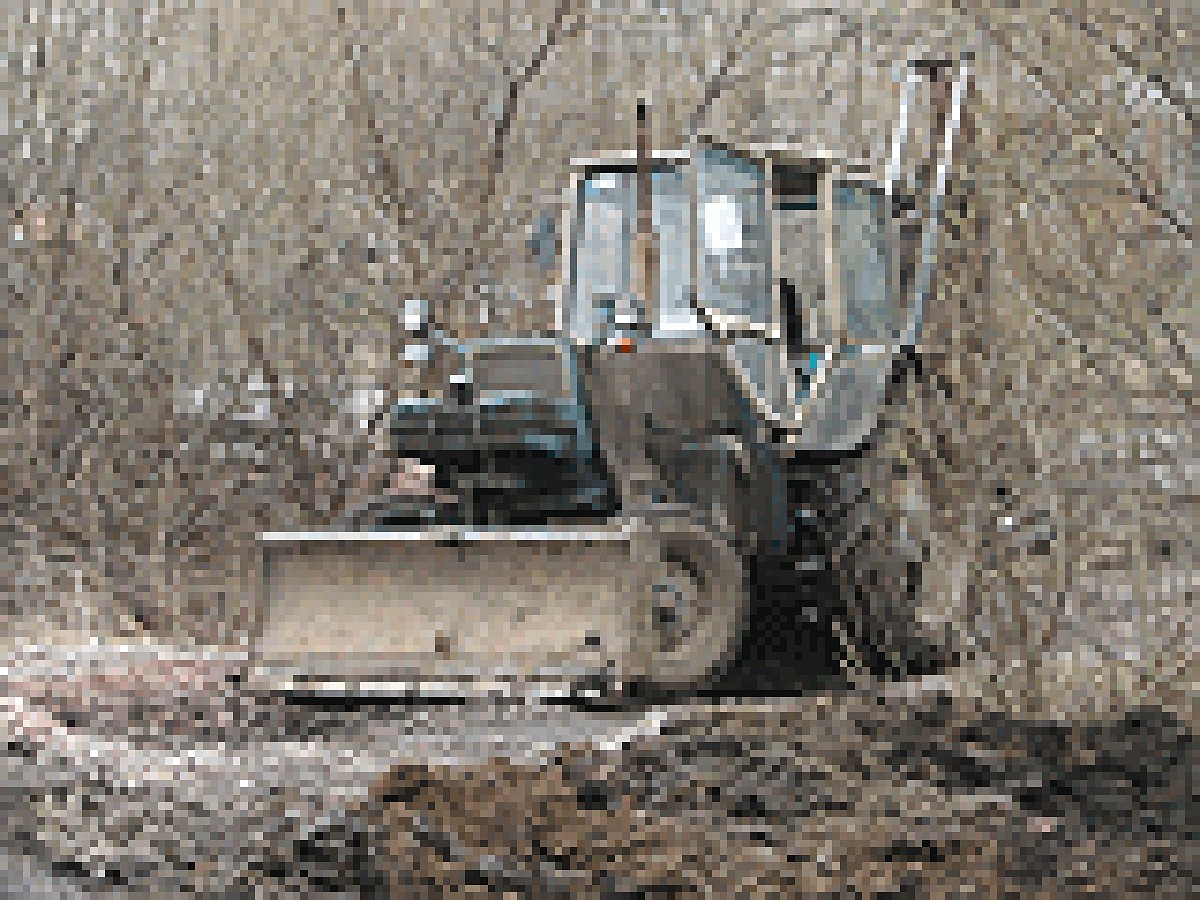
[568,151,690,170]
[904,62,970,350]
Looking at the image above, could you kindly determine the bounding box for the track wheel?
[625,514,745,693]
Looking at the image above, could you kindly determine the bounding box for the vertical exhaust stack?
[627,98,658,336]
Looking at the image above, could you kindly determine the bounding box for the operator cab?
[564,140,919,455]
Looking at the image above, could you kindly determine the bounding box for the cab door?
[690,142,788,420]
[786,174,900,453]
[692,144,905,454]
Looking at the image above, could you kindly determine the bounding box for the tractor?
[254,59,970,697]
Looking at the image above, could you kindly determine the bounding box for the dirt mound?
[367,695,1198,896]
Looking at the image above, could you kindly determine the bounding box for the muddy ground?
[0,644,1194,896]
[365,693,1197,897]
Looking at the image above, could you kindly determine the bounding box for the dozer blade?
[250,516,744,698]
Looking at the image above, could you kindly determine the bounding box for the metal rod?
[887,63,919,197]
[903,63,971,349]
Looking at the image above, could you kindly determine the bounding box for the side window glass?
[573,172,632,342]
[695,146,771,326]
[836,183,893,344]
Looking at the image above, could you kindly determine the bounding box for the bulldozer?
[253,59,971,697]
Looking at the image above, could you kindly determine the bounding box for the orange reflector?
[615,336,635,353]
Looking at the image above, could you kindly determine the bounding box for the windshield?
[571,165,700,340]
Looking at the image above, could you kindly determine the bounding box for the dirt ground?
[0,649,1195,896]
[365,693,1198,897]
